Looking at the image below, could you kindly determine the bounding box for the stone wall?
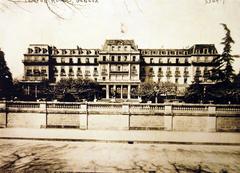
[130,115,164,130]
[0,101,239,132]
[7,113,45,128]
[217,116,240,132]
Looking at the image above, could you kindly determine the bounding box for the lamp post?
[154,86,159,103]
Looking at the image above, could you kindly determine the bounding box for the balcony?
[60,73,66,77]
[157,71,163,77]
[85,71,91,76]
[68,72,74,77]
[195,70,202,77]
[110,70,129,74]
[93,71,99,76]
[183,71,189,77]
[166,71,172,77]
[175,71,181,77]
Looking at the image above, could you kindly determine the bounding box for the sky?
[0,0,240,79]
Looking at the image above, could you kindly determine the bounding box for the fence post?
[79,103,88,130]
[122,103,130,130]
[39,101,47,128]
[207,106,217,132]
[0,100,7,128]
[164,104,173,131]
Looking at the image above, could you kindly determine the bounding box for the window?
[197,57,200,62]
[78,58,81,64]
[150,58,153,63]
[118,46,121,50]
[184,78,187,84]
[112,46,114,50]
[94,58,97,63]
[102,77,106,81]
[111,56,114,61]
[159,58,162,63]
[69,58,73,64]
[103,56,106,61]
[26,69,32,76]
[175,78,179,83]
[185,58,188,63]
[124,46,127,51]
[118,56,121,61]
[167,58,170,64]
[61,58,65,63]
[42,57,46,61]
[60,67,66,76]
[124,56,127,61]
[86,58,89,63]
[176,58,179,64]
[133,56,136,62]
[118,66,121,71]
[94,67,97,71]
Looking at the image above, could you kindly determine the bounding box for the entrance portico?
[101,83,139,100]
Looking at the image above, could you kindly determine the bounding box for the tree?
[52,78,102,102]
[137,81,177,103]
[0,50,13,99]
[210,23,235,83]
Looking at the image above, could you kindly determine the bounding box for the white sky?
[0,0,240,79]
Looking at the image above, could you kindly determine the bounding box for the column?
[106,85,109,99]
[35,85,38,98]
[127,85,131,99]
[113,85,116,98]
[27,85,30,95]
[120,85,123,99]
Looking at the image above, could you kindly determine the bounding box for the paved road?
[0,139,239,172]
[0,128,240,172]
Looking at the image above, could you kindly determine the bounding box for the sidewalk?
[0,128,240,145]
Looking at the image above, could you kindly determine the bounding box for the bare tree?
[3,0,86,19]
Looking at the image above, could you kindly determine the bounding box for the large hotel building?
[22,39,218,100]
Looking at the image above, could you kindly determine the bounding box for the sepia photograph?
[0,0,240,172]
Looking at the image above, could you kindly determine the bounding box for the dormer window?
[35,47,41,54]
[62,49,67,55]
[28,48,33,54]
[42,48,47,54]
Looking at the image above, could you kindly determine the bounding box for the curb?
[1,137,240,146]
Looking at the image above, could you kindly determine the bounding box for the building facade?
[22,39,219,99]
